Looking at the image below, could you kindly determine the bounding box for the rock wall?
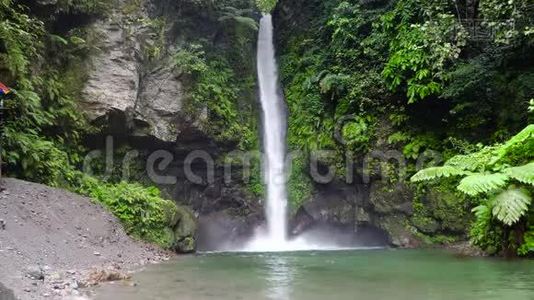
[78,0,263,251]
[80,1,191,143]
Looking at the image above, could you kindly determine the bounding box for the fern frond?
[457,173,508,196]
[490,125,534,165]
[504,162,534,186]
[492,188,532,226]
[410,166,469,182]
[445,148,496,172]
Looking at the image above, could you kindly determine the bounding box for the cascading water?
[245,14,289,250]
[243,14,359,252]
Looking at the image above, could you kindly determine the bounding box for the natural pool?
[94,249,534,300]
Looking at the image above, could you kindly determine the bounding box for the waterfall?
[242,14,366,253]
[256,14,288,245]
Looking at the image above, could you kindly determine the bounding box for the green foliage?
[247,155,265,197]
[341,116,374,152]
[492,188,532,226]
[457,173,509,196]
[504,163,534,186]
[479,0,533,45]
[287,154,313,213]
[174,44,208,75]
[470,202,503,255]
[277,0,533,255]
[1,0,91,185]
[256,0,276,12]
[380,0,466,103]
[175,43,256,149]
[0,1,182,250]
[218,6,258,31]
[0,0,44,75]
[518,227,534,256]
[402,134,440,160]
[412,126,534,255]
[411,166,470,182]
[68,173,180,248]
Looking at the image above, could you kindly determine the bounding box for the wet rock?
[173,207,197,253]
[368,181,413,215]
[379,216,420,248]
[291,182,359,234]
[412,216,440,234]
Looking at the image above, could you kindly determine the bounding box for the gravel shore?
[0,178,173,299]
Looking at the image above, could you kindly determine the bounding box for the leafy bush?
[256,0,277,12]
[68,172,180,248]
[412,125,534,255]
[380,1,467,103]
[175,44,256,149]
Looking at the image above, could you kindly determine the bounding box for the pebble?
[94,251,101,256]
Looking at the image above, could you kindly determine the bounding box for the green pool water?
[94,249,534,300]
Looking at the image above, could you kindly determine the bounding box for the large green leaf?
[410,165,470,182]
[504,162,534,186]
[457,173,509,196]
[492,188,532,226]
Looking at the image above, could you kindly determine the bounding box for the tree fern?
[503,162,534,186]
[457,173,509,196]
[492,188,532,226]
[410,165,469,182]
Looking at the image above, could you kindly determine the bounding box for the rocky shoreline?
[0,178,175,300]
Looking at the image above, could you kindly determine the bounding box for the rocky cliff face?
[78,0,263,251]
[80,2,192,143]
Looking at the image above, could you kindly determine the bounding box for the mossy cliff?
[273,0,533,249]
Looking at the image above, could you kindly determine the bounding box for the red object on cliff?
[0,82,11,95]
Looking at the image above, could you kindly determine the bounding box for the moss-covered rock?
[173,205,197,253]
[369,181,413,215]
[424,186,471,233]
[377,216,420,248]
